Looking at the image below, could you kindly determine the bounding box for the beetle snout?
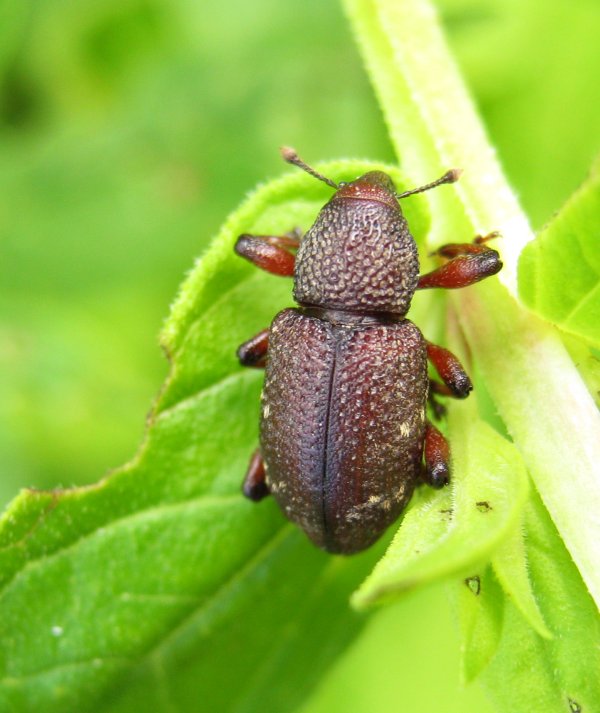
[356,171,397,193]
[335,171,399,209]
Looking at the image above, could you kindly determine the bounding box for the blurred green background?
[0,0,598,711]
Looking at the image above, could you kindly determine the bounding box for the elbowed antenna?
[280,147,339,190]
[396,168,462,199]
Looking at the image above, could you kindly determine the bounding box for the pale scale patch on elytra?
[345,493,394,522]
[345,510,362,523]
[392,485,408,502]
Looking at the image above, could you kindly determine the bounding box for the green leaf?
[482,491,600,713]
[518,164,600,347]
[491,524,551,640]
[561,332,600,407]
[456,565,504,683]
[351,409,529,609]
[0,160,429,712]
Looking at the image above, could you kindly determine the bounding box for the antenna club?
[279,146,338,190]
[396,167,464,200]
[280,146,298,163]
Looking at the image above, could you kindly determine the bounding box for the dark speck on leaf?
[465,575,481,596]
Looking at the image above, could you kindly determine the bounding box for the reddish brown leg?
[426,342,472,399]
[418,232,502,290]
[237,329,269,368]
[234,229,301,277]
[242,449,270,501]
[239,228,301,250]
[422,422,450,489]
[430,231,500,258]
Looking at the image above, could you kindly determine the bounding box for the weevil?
[234,148,502,554]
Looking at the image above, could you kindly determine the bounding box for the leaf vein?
[0,495,241,599]
[561,282,600,326]
[1,656,133,687]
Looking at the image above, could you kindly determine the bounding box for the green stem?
[343,0,600,610]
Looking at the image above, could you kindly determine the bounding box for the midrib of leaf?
[562,283,599,324]
[149,653,175,713]
[1,657,134,687]
[225,549,345,712]
[130,525,294,687]
[343,0,600,611]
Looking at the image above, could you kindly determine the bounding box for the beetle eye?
[337,181,348,188]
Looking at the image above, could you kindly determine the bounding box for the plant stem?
[343,0,600,610]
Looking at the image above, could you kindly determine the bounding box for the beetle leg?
[422,421,450,489]
[242,449,270,501]
[237,328,269,368]
[417,232,502,290]
[426,342,473,399]
[429,231,500,259]
[240,227,302,249]
[234,229,301,277]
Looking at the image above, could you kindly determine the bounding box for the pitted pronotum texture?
[293,197,419,316]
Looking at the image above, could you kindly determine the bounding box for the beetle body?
[236,151,502,554]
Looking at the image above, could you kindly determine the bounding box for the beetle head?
[335,171,399,210]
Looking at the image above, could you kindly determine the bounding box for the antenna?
[396,168,462,199]
[280,147,339,190]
